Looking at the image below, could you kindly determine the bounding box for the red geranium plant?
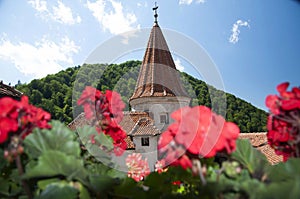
[0,96,51,198]
[266,82,300,161]
[0,96,51,160]
[77,86,127,156]
[158,105,240,183]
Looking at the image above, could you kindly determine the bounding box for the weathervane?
[152,2,158,24]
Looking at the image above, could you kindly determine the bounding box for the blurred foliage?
[1,122,299,198]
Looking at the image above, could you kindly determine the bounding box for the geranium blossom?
[103,120,127,156]
[266,82,300,160]
[155,160,168,173]
[126,153,150,182]
[0,96,51,144]
[78,86,127,156]
[158,106,240,169]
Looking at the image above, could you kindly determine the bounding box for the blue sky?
[0,0,299,111]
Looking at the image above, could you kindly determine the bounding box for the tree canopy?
[16,60,267,132]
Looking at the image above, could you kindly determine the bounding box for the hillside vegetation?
[16,60,267,132]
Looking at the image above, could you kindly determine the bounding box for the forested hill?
[16,60,267,132]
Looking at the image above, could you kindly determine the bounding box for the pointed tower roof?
[130,7,189,101]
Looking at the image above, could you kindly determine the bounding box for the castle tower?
[129,4,190,132]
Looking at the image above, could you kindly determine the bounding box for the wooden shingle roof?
[130,24,189,101]
[0,81,22,99]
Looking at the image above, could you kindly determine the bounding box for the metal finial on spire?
[152,2,158,24]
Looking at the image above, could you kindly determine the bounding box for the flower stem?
[198,160,207,186]
[16,155,32,199]
[192,159,207,186]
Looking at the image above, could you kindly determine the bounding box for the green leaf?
[0,178,22,197]
[89,175,117,193]
[260,158,300,199]
[114,178,144,198]
[24,120,80,159]
[24,150,88,185]
[87,163,126,179]
[78,183,91,199]
[37,182,78,199]
[37,179,91,199]
[0,148,6,172]
[76,125,113,164]
[232,139,269,178]
[37,178,60,190]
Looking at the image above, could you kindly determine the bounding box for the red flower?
[105,90,125,123]
[102,120,127,156]
[126,153,150,182]
[281,99,300,110]
[276,82,290,98]
[265,95,280,115]
[158,106,240,170]
[171,154,193,169]
[0,97,20,119]
[155,160,167,173]
[77,86,102,105]
[78,86,127,156]
[78,86,125,122]
[172,180,181,186]
[0,118,18,143]
[0,96,51,144]
[266,82,300,160]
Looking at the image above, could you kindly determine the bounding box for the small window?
[160,114,169,124]
[141,137,149,146]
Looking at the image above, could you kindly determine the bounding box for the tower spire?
[152,2,158,25]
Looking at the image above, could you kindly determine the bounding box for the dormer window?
[141,137,149,146]
[160,113,169,124]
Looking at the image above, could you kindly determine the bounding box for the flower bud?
[17,146,24,154]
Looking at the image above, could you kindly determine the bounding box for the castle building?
[69,5,282,170]
[129,17,190,133]
[124,6,191,169]
[69,6,190,171]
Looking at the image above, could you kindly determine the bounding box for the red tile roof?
[129,117,160,136]
[68,113,91,131]
[69,111,160,150]
[239,133,283,164]
[69,114,283,164]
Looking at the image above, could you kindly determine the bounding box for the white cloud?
[28,0,48,12]
[137,2,148,7]
[121,28,141,45]
[0,36,80,78]
[229,20,250,44]
[179,0,193,5]
[174,58,185,72]
[28,0,81,25]
[86,0,139,35]
[86,0,105,22]
[179,0,205,5]
[52,1,82,25]
[196,0,206,3]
